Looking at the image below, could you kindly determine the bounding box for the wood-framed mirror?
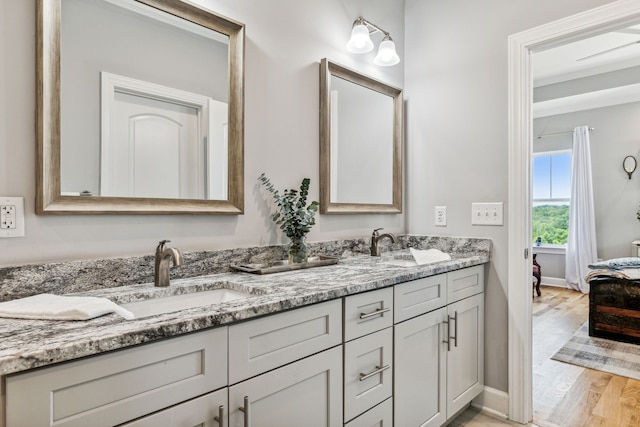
[319,58,402,214]
[36,0,244,214]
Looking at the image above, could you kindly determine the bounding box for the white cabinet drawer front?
[394,273,447,323]
[344,327,393,422]
[447,265,484,304]
[6,327,227,427]
[121,388,227,427]
[229,346,343,427]
[228,299,342,384]
[344,398,392,427]
[344,288,393,341]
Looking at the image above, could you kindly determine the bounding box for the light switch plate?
[471,202,503,226]
[0,197,25,238]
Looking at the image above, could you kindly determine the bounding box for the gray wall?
[0,0,404,266]
[404,0,615,393]
[534,252,566,279]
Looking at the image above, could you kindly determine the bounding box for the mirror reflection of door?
[108,93,200,199]
[99,72,228,200]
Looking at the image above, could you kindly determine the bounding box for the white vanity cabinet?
[394,265,485,427]
[2,263,486,427]
[343,288,394,425]
[5,327,229,427]
[4,299,343,427]
[227,299,343,427]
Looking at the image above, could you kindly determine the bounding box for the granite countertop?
[0,250,489,376]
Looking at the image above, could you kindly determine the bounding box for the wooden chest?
[589,277,640,344]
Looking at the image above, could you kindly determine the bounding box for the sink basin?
[120,288,250,319]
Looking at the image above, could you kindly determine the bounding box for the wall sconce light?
[346,17,400,66]
[623,155,637,179]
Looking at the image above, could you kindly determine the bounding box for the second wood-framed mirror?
[37,0,245,214]
[319,58,403,214]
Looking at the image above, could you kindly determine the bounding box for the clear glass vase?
[288,236,309,264]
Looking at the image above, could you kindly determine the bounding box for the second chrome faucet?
[154,240,184,287]
[370,228,397,256]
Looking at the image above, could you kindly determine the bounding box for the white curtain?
[565,125,597,293]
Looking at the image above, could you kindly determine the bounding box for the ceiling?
[532,24,640,87]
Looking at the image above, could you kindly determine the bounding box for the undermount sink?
[120,288,251,319]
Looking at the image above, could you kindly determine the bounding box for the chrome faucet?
[370,228,397,257]
[154,240,184,287]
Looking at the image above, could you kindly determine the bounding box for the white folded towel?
[0,294,135,321]
[410,248,452,265]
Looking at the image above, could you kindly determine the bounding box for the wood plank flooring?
[532,286,640,427]
[449,285,640,427]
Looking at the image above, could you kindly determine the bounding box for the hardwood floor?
[533,286,640,427]
[450,285,640,427]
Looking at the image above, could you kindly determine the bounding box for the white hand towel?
[410,248,452,265]
[0,294,135,321]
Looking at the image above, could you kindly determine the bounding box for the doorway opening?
[507,1,640,423]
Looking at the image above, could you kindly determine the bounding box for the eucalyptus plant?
[259,173,319,241]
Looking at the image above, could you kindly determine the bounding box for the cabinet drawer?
[229,299,342,384]
[344,327,393,422]
[394,273,447,323]
[447,264,484,304]
[6,327,227,427]
[344,287,393,341]
[345,398,392,427]
[121,388,227,427]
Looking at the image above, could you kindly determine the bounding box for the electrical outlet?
[1,205,16,229]
[0,197,25,238]
[435,206,447,226]
[471,202,503,226]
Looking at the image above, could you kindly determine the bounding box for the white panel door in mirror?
[98,73,228,200]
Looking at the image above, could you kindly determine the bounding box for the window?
[532,150,571,245]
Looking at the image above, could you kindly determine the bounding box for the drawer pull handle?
[443,317,451,351]
[359,307,390,320]
[452,310,458,347]
[359,364,390,381]
[214,405,225,427]
[442,311,458,351]
[239,396,250,427]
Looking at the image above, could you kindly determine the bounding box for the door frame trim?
[507,0,640,423]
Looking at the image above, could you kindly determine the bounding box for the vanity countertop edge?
[0,252,489,376]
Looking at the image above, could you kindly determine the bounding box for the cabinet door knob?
[359,364,391,381]
[359,307,390,320]
[239,396,250,427]
[214,405,225,427]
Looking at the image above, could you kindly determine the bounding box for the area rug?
[551,321,640,381]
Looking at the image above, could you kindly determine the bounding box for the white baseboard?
[471,386,509,420]
[540,276,566,288]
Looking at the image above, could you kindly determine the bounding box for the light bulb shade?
[346,24,374,53]
[374,38,400,66]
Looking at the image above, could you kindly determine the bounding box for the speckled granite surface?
[0,235,491,376]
